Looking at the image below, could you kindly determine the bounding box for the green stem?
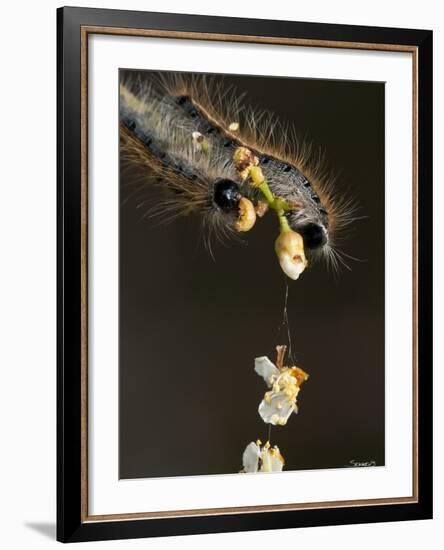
[258,181,275,205]
[258,180,291,233]
[278,214,291,233]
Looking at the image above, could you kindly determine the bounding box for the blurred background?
[119,71,385,479]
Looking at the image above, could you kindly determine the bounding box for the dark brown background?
[119,71,385,479]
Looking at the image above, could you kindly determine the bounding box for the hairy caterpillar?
[119,71,355,277]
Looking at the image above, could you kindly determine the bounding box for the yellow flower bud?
[255,201,269,217]
[233,146,254,169]
[235,197,256,232]
[233,147,258,180]
[274,230,308,280]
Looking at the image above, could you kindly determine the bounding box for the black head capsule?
[213,179,241,212]
[298,222,327,250]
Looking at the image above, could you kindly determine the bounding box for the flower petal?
[242,442,260,473]
[268,447,285,472]
[254,356,280,386]
[260,446,285,472]
[259,448,272,472]
[258,391,297,426]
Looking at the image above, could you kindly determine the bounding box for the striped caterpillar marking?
[120,71,356,269]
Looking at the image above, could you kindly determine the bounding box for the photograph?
[118,70,385,479]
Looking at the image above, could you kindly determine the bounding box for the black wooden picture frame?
[57,6,433,543]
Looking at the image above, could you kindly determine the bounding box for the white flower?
[241,440,284,473]
[274,230,307,280]
[255,346,309,426]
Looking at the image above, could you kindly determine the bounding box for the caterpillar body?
[119,71,354,277]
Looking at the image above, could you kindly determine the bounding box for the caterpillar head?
[212,178,256,233]
[265,166,331,256]
[294,221,328,250]
[213,178,242,212]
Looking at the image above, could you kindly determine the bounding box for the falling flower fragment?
[241,440,285,473]
[255,345,309,426]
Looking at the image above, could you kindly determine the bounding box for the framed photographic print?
[57,6,433,543]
